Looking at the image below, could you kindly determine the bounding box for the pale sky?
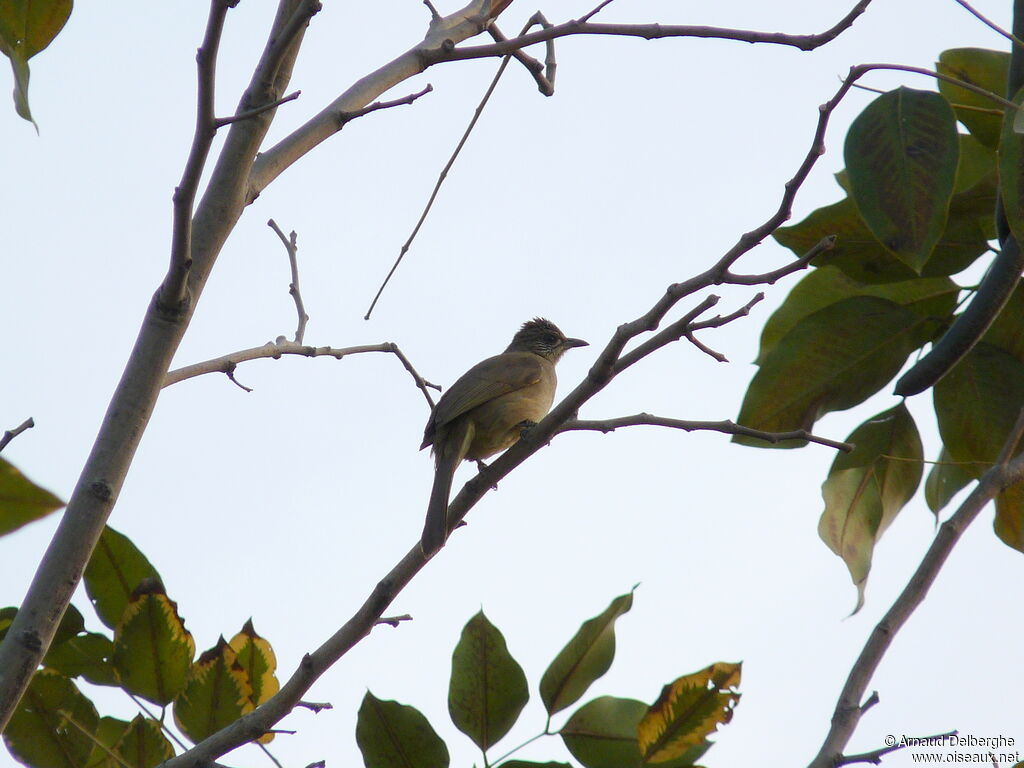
[2,1,1022,767]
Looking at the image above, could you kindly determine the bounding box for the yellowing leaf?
[173,637,255,745]
[112,581,195,705]
[819,405,923,613]
[638,662,741,764]
[229,619,280,744]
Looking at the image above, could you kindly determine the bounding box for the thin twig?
[364,17,537,319]
[296,700,333,713]
[336,83,433,127]
[162,0,235,311]
[163,340,439,407]
[128,693,189,751]
[807,410,1024,767]
[427,0,874,64]
[838,730,957,766]
[258,742,285,768]
[558,415,853,452]
[268,219,308,343]
[487,21,554,95]
[59,710,133,768]
[375,614,413,627]
[215,90,301,127]
[578,0,616,24]
[0,418,34,453]
[952,0,1024,47]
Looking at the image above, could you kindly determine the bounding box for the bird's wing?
[422,352,545,444]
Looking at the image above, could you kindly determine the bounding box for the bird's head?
[506,317,588,362]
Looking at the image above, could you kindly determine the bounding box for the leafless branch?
[488,17,555,95]
[427,0,874,65]
[162,0,235,311]
[215,90,301,128]
[807,411,1024,768]
[952,0,1024,47]
[0,418,35,454]
[337,83,434,127]
[296,700,333,713]
[579,0,617,24]
[559,415,854,452]
[837,731,958,766]
[364,16,541,319]
[267,219,308,343]
[375,614,413,627]
[163,340,438,407]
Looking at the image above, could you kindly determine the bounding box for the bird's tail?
[421,421,473,556]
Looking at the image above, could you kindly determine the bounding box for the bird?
[420,318,588,555]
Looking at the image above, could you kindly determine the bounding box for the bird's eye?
[543,333,559,345]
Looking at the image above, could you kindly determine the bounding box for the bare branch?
[337,83,434,127]
[579,0,617,24]
[296,700,333,713]
[487,21,554,95]
[215,90,301,128]
[163,340,439,407]
[724,236,835,285]
[427,0,874,65]
[267,219,309,344]
[364,19,534,319]
[952,0,1024,47]
[0,418,35,454]
[249,0,872,200]
[558,414,853,452]
[375,614,413,627]
[807,410,1024,768]
[162,0,235,311]
[838,730,957,766]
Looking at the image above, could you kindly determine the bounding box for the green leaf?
[0,0,73,125]
[448,611,529,750]
[84,716,132,768]
[995,483,1024,553]
[954,133,996,194]
[755,266,958,365]
[982,282,1024,361]
[924,447,975,517]
[937,48,1009,148]
[0,457,65,535]
[112,580,194,705]
[561,697,648,768]
[560,697,710,768]
[998,85,1024,248]
[84,525,161,629]
[845,87,959,273]
[540,589,635,717]
[111,714,175,767]
[355,692,449,768]
[45,631,116,687]
[736,297,930,447]
[935,343,1024,474]
[637,662,741,764]
[776,198,918,284]
[172,637,252,744]
[819,405,924,613]
[2,669,99,768]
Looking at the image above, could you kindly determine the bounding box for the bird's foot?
[475,459,489,472]
[517,419,538,440]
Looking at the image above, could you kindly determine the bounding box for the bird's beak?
[564,337,589,349]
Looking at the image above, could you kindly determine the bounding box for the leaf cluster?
[0,526,281,767]
[735,47,1024,609]
[355,590,740,768]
